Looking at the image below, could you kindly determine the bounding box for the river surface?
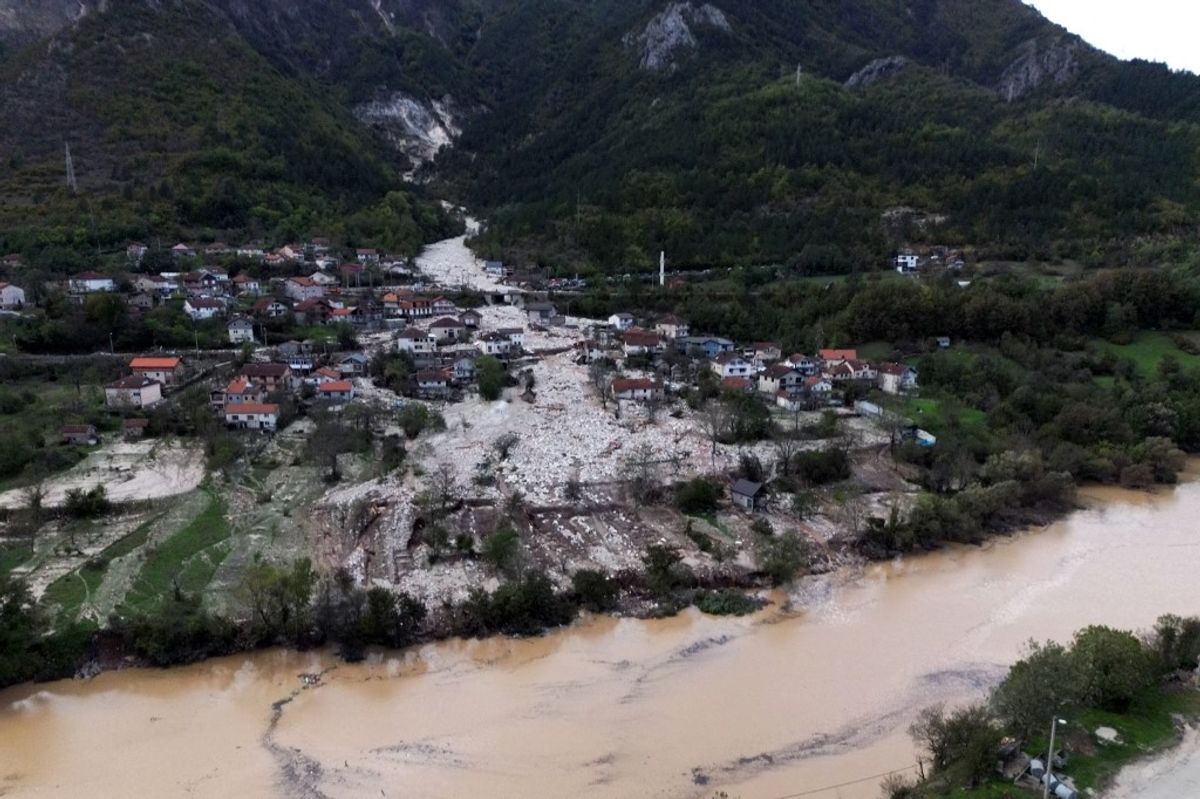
[3,482,1200,798]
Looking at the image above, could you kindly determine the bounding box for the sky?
[1026,1,1200,74]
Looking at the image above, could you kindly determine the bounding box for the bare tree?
[699,400,732,472]
[645,390,663,424]
[772,406,803,475]
[493,432,520,461]
[588,361,612,408]
[836,489,869,538]
[619,443,661,502]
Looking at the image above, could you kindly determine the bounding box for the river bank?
[3,479,1200,798]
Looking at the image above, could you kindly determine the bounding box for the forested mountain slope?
[1,0,1198,269]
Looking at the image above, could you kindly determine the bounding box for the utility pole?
[659,251,665,287]
[1043,716,1066,799]
[64,142,78,194]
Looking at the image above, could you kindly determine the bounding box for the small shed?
[731,479,764,512]
[123,418,150,440]
[62,424,98,446]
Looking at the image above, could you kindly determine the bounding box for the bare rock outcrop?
[996,36,1084,101]
[353,92,466,177]
[622,2,731,73]
[844,55,910,89]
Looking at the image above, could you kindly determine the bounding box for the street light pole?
[1043,717,1066,799]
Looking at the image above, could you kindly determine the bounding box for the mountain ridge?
[1,0,1198,269]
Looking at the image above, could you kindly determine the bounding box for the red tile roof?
[225,403,279,415]
[130,356,182,370]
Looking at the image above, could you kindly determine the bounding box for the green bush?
[675,478,722,514]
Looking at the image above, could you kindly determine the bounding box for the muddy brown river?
[3,482,1200,798]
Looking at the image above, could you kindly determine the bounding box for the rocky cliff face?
[844,55,910,89]
[0,0,102,49]
[353,92,466,178]
[996,36,1084,101]
[622,1,731,72]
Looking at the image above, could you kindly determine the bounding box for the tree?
[493,432,520,461]
[641,544,688,595]
[481,526,520,574]
[620,443,661,502]
[477,355,505,401]
[699,400,732,470]
[589,360,613,408]
[1070,625,1155,711]
[990,640,1084,739]
[756,531,811,585]
[1149,614,1200,672]
[908,703,1000,787]
[572,569,619,612]
[675,477,722,514]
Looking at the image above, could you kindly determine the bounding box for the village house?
[578,339,614,364]
[786,353,820,375]
[232,274,261,295]
[184,297,225,321]
[758,364,804,396]
[611,377,664,402]
[337,352,370,377]
[240,362,293,392]
[171,243,196,258]
[132,274,173,296]
[710,352,753,379]
[525,301,558,324]
[356,248,380,264]
[126,242,148,262]
[654,315,689,340]
[70,271,115,293]
[328,306,363,327]
[0,282,26,309]
[396,328,438,355]
[317,380,355,403]
[431,296,457,316]
[824,360,877,383]
[804,375,834,396]
[451,351,478,381]
[749,342,783,367]
[608,312,636,331]
[818,348,858,366]
[309,271,338,287]
[877,363,918,395]
[415,369,452,398]
[497,328,526,349]
[224,402,279,431]
[620,329,663,357]
[721,376,753,393]
[61,424,98,446]
[123,418,150,440]
[293,298,334,325]
[285,276,325,302]
[679,336,735,359]
[204,242,232,258]
[237,244,266,260]
[459,308,482,329]
[130,356,184,386]
[307,366,341,386]
[484,260,506,278]
[400,296,434,319]
[210,376,267,409]
[227,316,255,344]
[278,245,305,262]
[479,332,513,357]
[731,479,764,512]
[253,297,290,319]
[430,316,467,342]
[895,253,919,273]
[105,375,163,409]
[128,292,157,313]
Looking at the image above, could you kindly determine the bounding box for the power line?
[765,763,920,799]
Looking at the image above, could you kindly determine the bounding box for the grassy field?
[120,491,231,612]
[40,514,160,620]
[1092,332,1200,377]
[0,541,33,576]
[887,396,989,435]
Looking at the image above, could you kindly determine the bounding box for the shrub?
[792,448,851,484]
[572,569,619,612]
[696,589,759,616]
[63,485,110,518]
[675,477,722,514]
[756,531,811,585]
[481,526,520,573]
